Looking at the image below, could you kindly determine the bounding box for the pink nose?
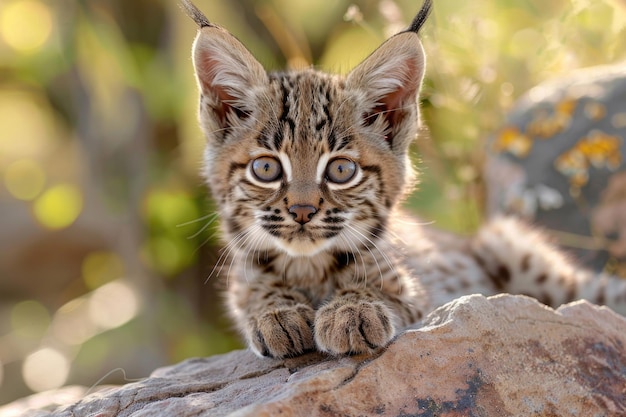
[288,204,317,225]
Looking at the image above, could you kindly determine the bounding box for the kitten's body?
[183,0,626,358]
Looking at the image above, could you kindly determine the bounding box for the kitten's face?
[190,17,425,257]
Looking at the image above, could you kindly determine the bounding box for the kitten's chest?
[244,251,338,306]
[283,254,339,304]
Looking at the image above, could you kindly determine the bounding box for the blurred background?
[1,0,625,405]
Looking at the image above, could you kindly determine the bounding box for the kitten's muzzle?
[289,204,318,225]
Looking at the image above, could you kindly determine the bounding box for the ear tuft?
[180,0,212,29]
[405,0,432,34]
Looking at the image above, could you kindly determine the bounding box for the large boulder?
[485,64,626,275]
[4,294,626,416]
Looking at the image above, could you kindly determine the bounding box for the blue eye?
[251,157,282,182]
[326,158,357,184]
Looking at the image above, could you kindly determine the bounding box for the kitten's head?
[184,0,430,257]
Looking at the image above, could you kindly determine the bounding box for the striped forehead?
[254,72,352,153]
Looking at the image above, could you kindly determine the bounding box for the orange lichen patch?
[555,130,623,196]
[584,101,607,121]
[527,97,578,139]
[492,126,532,158]
[555,97,578,117]
[527,114,569,138]
[578,131,622,169]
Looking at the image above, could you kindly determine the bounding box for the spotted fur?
[183,0,626,358]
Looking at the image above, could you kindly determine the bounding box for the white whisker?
[226,224,264,285]
[241,225,270,284]
[345,223,399,291]
[194,229,222,255]
[338,233,367,288]
[176,212,219,227]
[352,222,399,275]
[205,226,254,284]
[185,214,221,240]
[344,225,384,286]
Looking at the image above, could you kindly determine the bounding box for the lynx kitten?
[182,0,626,358]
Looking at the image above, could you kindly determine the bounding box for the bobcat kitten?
[182,0,626,358]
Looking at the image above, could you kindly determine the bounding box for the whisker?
[207,124,256,137]
[352,222,399,274]
[346,223,399,291]
[226,224,264,285]
[337,233,367,288]
[394,217,436,227]
[241,226,269,284]
[344,225,384,286]
[194,229,222,255]
[176,212,219,227]
[367,224,408,246]
[205,227,253,284]
[280,247,289,283]
[186,215,221,240]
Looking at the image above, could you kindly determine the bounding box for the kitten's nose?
[288,204,317,225]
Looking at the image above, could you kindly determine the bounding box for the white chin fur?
[277,237,332,257]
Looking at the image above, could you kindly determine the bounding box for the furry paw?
[314,298,395,355]
[247,304,315,358]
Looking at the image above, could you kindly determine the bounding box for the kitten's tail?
[470,216,626,316]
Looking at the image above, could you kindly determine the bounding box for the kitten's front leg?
[229,279,315,358]
[314,288,398,355]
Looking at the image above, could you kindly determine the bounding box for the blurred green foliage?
[0,0,625,405]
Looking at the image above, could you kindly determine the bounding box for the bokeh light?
[22,348,70,392]
[0,90,57,160]
[4,159,46,201]
[0,0,53,53]
[10,300,50,339]
[51,298,98,346]
[143,190,201,275]
[50,280,140,350]
[145,190,200,232]
[143,236,189,276]
[88,280,140,330]
[33,183,83,230]
[82,251,125,290]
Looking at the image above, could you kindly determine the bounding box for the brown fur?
[183,0,626,358]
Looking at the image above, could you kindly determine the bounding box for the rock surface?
[4,294,626,417]
[485,64,626,275]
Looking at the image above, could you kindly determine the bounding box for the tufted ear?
[187,4,268,138]
[346,31,426,149]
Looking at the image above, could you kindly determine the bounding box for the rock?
[485,64,626,274]
[4,294,626,416]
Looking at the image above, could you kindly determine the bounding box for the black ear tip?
[181,0,213,28]
[406,0,432,34]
